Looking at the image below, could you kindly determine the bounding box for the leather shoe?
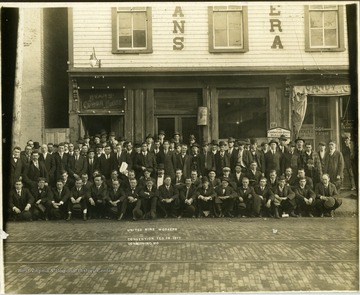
[289,212,298,218]
[117,213,124,221]
[66,214,72,221]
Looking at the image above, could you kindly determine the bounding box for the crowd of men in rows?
[8,130,355,222]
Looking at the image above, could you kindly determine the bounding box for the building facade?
[67,2,353,147]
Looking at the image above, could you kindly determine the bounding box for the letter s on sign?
[173,37,184,50]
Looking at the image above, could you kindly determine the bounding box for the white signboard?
[267,127,291,138]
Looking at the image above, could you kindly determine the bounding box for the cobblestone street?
[3,211,359,293]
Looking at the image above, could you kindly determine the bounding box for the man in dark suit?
[264,139,282,177]
[324,141,344,191]
[179,177,197,218]
[22,150,49,190]
[86,149,98,180]
[272,176,297,218]
[20,145,32,169]
[293,177,317,217]
[53,143,69,180]
[235,140,252,173]
[8,180,34,221]
[284,167,297,189]
[200,142,215,177]
[10,146,23,189]
[196,176,216,217]
[123,178,143,220]
[214,141,231,177]
[134,142,157,179]
[282,141,301,176]
[208,170,221,189]
[67,178,88,221]
[253,177,275,218]
[174,168,186,189]
[315,174,342,217]
[88,174,108,219]
[230,164,246,189]
[97,145,116,180]
[157,140,177,181]
[227,137,238,172]
[50,179,70,220]
[236,177,262,217]
[249,139,265,174]
[106,179,126,220]
[247,161,262,187]
[139,178,158,220]
[114,142,132,178]
[68,145,88,181]
[190,143,204,177]
[303,142,323,187]
[30,177,52,220]
[39,144,56,187]
[214,177,237,217]
[176,144,193,179]
[158,176,180,218]
[317,142,327,175]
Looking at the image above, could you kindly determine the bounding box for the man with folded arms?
[214,177,237,217]
[315,174,342,217]
[50,179,70,220]
[253,177,275,218]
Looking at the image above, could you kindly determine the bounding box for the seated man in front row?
[196,176,216,217]
[50,179,70,220]
[179,177,197,218]
[253,177,274,218]
[106,179,126,220]
[139,178,158,220]
[158,175,180,218]
[214,177,237,217]
[293,177,317,217]
[88,174,108,219]
[67,178,88,221]
[236,177,262,217]
[9,179,34,221]
[272,176,297,218]
[30,177,52,221]
[315,173,342,217]
[123,178,143,221]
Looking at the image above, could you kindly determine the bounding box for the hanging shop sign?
[173,6,185,50]
[79,89,125,111]
[267,127,291,138]
[293,85,351,96]
[197,107,208,125]
[269,5,283,49]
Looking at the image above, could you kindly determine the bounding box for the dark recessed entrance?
[80,115,124,138]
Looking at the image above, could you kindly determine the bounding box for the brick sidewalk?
[3,216,359,293]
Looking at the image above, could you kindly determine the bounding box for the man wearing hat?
[227,137,238,172]
[342,136,356,190]
[282,141,300,176]
[33,142,41,151]
[249,139,265,174]
[264,139,282,177]
[272,175,297,218]
[145,134,155,153]
[278,135,289,154]
[196,176,216,217]
[173,132,182,145]
[215,141,230,177]
[324,141,344,191]
[188,134,196,148]
[214,177,237,217]
[315,174,342,217]
[23,150,49,190]
[157,130,166,145]
[303,142,322,187]
[294,137,306,169]
[30,177,52,221]
[190,143,203,177]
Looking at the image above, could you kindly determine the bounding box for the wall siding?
[71,3,349,69]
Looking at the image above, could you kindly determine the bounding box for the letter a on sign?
[173,6,184,17]
[271,36,283,49]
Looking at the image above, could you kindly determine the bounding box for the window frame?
[304,5,345,52]
[208,6,249,53]
[112,7,153,54]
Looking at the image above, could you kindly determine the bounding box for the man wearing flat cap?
[173,132,181,145]
[200,142,215,177]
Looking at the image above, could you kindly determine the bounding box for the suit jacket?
[295,176,313,190]
[282,151,301,174]
[114,151,132,171]
[272,185,295,200]
[264,150,282,175]
[139,185,158,200]
[10,157,22,189]
[235,149,252,170]
[293,186,316,200]
[39,153,56,180]
[107,187,126,203]
[86,157,99,179]
[238,186,256,202]
[89,184,108,201]
[324,151,344,181]
[201,151,215,173]
[9,188,34,210]
[176,153,193,179]
[315,182,338,198]
[249,150,265,173]
[284,174,298,188]
[180,184,197,201]
[23,161,49,189]
[158,184,179,200]
[303,151,322,176]
[51,186,70,203]
[227,148,239,172]
[208,177,221,189]
[246,170,262,187]
[70,186,88,200]
[30,186,52,203]
[196,186,216,199]
[97,154,116,179]
[215,186,238,198]
[214,152,231,176]
[53,152,69,179]
[230,172,246,190]
[68,155,88,179]
[253,185,274,201]
[20,153,32,168]
[134,152,157,176]
[190,153,204,177]
[158,150,177,180]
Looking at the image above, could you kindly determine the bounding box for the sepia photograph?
[1,1,359,293]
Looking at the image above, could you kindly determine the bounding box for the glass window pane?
[315,98,331,128]
[133,12,145,30]
[324,5,337,9]
[119,35,132,48]
[324,29,337,46]
[228,11,241,29]
[303,98,314,124]
[215,29,227,46]
[219,97,267,138]
[310,12,323,28]
[214,12,227,29]
[133,30,146,47]
[324,11,337,28]
[310,29,323,46]
[309,5,323,9]
[229,29,242,46]
[118,13,131,30]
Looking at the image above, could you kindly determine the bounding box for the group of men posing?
[8,130,349,221]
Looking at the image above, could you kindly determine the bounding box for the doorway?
[80,115,124,138]
[156,116,200,144]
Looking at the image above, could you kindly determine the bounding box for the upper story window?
[208,6,248,53]
[112,7,152,54]
[305,5,345,52]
